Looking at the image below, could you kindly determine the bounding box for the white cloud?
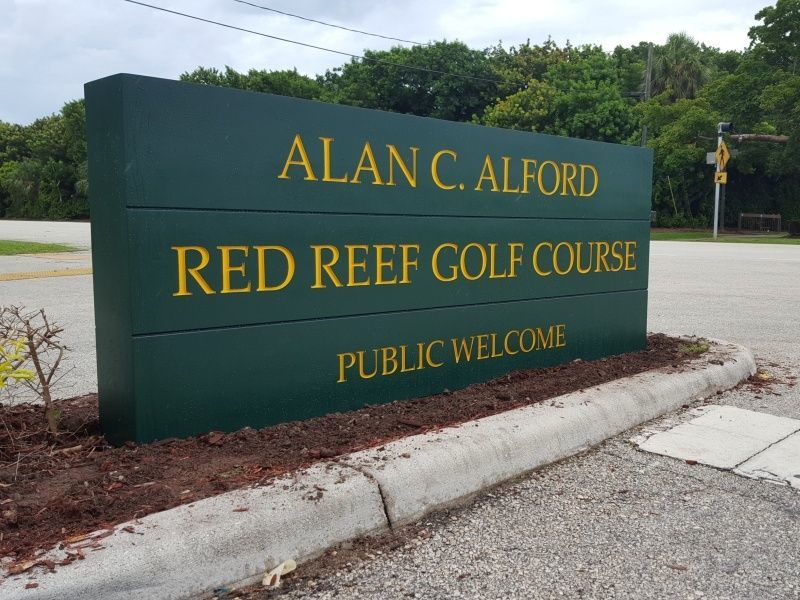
[0,0,766,124]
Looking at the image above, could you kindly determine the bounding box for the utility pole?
[713,122,733,239]
[640,43,653,147]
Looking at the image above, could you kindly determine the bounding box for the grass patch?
[0,240,79,255]
[651,229,800,244]
[680,341,710,355]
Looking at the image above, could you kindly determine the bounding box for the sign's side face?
[85,74,653,443]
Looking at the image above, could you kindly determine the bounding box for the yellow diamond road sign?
[715,171,728,184]
[715,141,731,171]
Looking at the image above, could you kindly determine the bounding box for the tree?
[651,33,710,100]
[0,100,88,219]
[749,0,800,72]
[320,41,497,121]
[180,66,324,100]
[639,96,721,224]
[482,45,638,143]
[487,39,567,96]
[481,79,556,131]
[543,47,639,142]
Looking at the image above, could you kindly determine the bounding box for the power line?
[231,0,429,47]
[121,0,502,85]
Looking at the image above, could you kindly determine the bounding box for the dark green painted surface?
[112,74,649,220]
[85,73,653,444]
[128,211,649,334]
[133,290,647,440]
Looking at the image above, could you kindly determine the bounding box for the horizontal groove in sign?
[126,205,650,222]
[133,286,650,338]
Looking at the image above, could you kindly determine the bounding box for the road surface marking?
[0,268,93,281]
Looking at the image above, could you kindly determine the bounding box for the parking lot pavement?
[0,251,91,276]
[273,241,800,599]
[279,438,799,600]
[0,219,91,248]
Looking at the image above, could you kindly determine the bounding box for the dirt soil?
[2,334,700,566]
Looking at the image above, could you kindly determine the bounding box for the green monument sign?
[85,74,652,444]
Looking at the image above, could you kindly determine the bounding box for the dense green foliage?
[0,100,87,219]
[2,0,799,225]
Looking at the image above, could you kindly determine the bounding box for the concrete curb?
[2,340,756,599]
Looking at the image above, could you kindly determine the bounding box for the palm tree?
[651,33,710,100]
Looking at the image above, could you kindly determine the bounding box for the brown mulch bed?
[2,334,697,564]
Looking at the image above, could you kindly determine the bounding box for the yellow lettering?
[350,142,384,185]
[490,333,504,358]
[278,134,317,181]
[488,243,507,279]
[610,241,624,272]
[254,245,295,291]
[374,244,397,285]
[218,245,251,294]
[172,246,215,296]
[538,160,560,196]
[399,244,420,284]
[311,245,343,288]
[346,244,371,287]
[432,243,459,282]
[476,334,490,359]
[509,243,524,278]
[382,346,398,376]
[386,145,418,187]
[519,328,536,352]
[624,241,637,271]
[594,241,611,272]
[561,162,578,196]
[501,156,520,193]
[357,350,379,379]
[426,340,445,368]
[474,155,500,192]
[553,242,574,276]
[580,164,599,197]
[337,352,357,383]
[319,137,349,183]
[431,149,458,190]
[460,242,488,281]
[555,323,567,347]
[574,242,592,275]
[537,326,555,349]
[400,345,416,373]
[451,336,475,363]
[504,329,520,355]
[521,159,538,193]
[533,242,553,276]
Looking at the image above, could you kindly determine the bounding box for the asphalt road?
[1,221,799,598]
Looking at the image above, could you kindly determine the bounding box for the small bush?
[0,307,68,436]
[656,212,708,229]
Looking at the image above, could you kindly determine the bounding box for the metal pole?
[713,127,722,239]
[641,43,653,147]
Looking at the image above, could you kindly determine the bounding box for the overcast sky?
[1,0,768,124]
